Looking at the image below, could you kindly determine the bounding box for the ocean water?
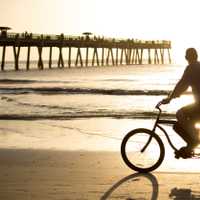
[1,63,200,172]
[0,64,185,119]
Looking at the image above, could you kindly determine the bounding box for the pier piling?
[1,45,6,71]
[26,46,31,70]
[49,47,52,69]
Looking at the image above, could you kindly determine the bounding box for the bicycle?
[121,101,200,173]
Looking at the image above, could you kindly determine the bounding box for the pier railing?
[0,32,171,71]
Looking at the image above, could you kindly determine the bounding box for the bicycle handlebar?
[155,101,162,112]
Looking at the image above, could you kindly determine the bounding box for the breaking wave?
[0,87,170,96]
[0,111,175,120]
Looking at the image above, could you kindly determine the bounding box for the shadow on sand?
[169,187,200,200]
[101,172,200,200]
[100,172,158,200]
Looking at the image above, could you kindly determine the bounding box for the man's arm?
[168,79,188,100]
[162,68,190,104]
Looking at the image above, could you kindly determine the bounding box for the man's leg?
[176,104,199,148]
[173,122,192,145]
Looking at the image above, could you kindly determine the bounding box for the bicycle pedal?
[174,154,180,159]
[174,150,181,159]
[174,151,181,159]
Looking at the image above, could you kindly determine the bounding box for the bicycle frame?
[141,105,179,153]
[153,105,178,151]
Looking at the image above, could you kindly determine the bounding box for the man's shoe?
[174,146,194,159]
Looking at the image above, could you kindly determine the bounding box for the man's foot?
[174,146,194,159]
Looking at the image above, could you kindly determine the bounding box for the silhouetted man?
[161,48,200,158]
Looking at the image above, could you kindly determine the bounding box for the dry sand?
[1,149,200,200]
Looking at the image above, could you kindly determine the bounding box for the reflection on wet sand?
[101,173,158,200]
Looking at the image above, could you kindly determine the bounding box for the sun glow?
[78,0,200,64]
[2,0,200,63]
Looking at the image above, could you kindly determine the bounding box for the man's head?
[185,48,198,63]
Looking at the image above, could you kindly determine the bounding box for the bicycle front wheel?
[121,128,165,173]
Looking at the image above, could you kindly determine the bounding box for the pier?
[0,28,171,71]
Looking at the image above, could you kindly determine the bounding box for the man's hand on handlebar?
[156,97,171,108]
[160,97,171,105]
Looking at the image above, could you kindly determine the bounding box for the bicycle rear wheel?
[121,128,165,173]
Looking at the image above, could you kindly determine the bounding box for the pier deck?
[0,31,171,71]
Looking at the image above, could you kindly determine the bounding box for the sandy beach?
[1,65,200,200]
[1,111,200,199]
[0,148,200,200]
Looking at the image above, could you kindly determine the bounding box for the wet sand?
[1,149,200,200]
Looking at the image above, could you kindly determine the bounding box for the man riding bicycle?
[161,48,200,158]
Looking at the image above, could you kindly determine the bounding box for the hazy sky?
[1,0,200,62]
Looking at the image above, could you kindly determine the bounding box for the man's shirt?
[181,61,200,102]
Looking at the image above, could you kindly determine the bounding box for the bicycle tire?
[121,128,165,173]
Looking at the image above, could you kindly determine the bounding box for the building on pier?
[0,27,11,38]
